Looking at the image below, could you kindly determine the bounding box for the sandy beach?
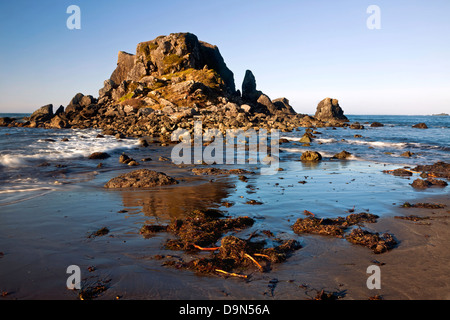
[0,141,448,300]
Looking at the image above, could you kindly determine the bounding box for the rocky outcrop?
[22,32,353,138]
[104,169,178,188]
[0,117,15,126]
[105,33,235,95]
[314,98,348,122]
[240,70,295,115]
[272,98,296,115]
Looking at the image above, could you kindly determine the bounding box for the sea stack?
[314,98,348,122]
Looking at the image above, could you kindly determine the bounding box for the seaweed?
[141,209,301,277]
[345,228,397,254]
[292,212,380,237]
[292,212,396,254]
[401,202,445,209]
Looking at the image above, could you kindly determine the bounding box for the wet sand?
[0,146,449,300]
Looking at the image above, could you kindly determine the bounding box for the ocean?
[0,113,449,208]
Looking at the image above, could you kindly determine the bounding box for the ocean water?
[280,115,450,165]
[0,113,140,205]
[0,113,448,207]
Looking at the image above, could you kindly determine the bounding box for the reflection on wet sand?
[119,176,234,221]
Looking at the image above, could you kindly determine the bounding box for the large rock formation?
[241,70,296,115]
[103,33,235,96]
[314,98,348,122]
[17,33,351,136]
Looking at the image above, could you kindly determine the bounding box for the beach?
[0,120,448,300]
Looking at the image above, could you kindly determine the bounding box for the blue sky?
[1,0,449,115]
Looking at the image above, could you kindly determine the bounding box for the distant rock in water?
[314,98,348,122]
[412,122,428,129]
[104,169,178,188]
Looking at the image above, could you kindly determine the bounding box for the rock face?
[241,70,257,102]
[314,98,348,122]
[88,152,111,160]
[104,169,178,188]
[107,33,235,94]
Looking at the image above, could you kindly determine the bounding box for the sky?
[0,0,449,115]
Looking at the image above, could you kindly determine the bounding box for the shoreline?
[0,144,448,300]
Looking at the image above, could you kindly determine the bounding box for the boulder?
[241,104,252,113]
[104,169,178,188]
[272,98,296,115]
[137,107,155,117]
[314,98,348,122]
[69,93,84,106]
[98,79,117,98]
[370,122,384,127]
[300,151,322,161]
[80,95,97,107]
[49,115,68,129]
[299,133,312,143]
[65,93,85,114]
[55,105,65,116]
[88,152,111,160]
[412,123,428,129]
[256,94,277,114]
[350,122,364,130]
[0,117,14,126]
[30,104,53,122]
[332,150,352,159]
[411,178,448,188]
[400,151,414,157]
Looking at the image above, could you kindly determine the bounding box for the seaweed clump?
[401,202,446,209]
[292,212,379,238]
[181,235,301,276]
[413,161,450,179]
[141,209,301,277]
[164,209,254,251]
[345,229,397,254]
[292,212,397,254]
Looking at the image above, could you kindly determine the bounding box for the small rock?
[332,150,352,160]
[104,169,178,188]
[400,151,414,157]
[88,152,111,160]
[300,151,322,162]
